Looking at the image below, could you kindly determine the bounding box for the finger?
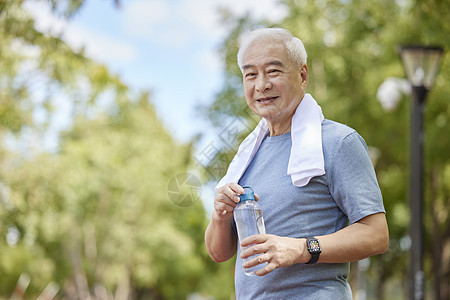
[242,253,268,269]
[215,191,239,211]
[214,201,236,215]
[215,192,239,208]
[216,184,241,204]
[254,193,260,201]
[254,262,277,276]
[228,182,245,195]
[240,241,267,259]
[240,234,269,248]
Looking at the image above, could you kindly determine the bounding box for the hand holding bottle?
[213,183,259,220]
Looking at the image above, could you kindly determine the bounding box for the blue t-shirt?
[236,119,385,299]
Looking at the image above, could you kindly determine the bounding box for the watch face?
[308,240,321,253]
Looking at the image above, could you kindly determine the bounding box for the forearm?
[316,213,389,263]
[239,213,388,276]
[205,211,237,263]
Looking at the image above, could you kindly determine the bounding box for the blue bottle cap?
[239,186,255,202]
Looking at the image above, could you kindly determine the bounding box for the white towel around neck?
[216,93,325,189]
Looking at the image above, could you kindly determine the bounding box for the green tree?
[1,1,233,299]
[1,94,216,299]
[0,0,127,144]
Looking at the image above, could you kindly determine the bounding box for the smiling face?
[241,38,308,135]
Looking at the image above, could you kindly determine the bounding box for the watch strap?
[306,252,320,264]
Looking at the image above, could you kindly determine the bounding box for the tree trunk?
[375,264,386,300]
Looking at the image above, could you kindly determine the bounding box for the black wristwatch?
[306,237,321,264]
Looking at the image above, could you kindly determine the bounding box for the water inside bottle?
[236,207,268,276]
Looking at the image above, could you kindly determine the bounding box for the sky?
[23,0,288,213]
[25,0,288,144]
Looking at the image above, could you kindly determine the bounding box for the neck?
[267,94,304,136]
[268,119,292,136]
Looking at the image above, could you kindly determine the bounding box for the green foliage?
[205,0,450,298]
[0,1,231,299]
[1,93,216,299]
[0,0,127,138]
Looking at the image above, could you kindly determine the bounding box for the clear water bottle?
[234,186,267,276]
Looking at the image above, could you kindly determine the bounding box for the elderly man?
[205,27,389,299]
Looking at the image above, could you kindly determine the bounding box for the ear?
[300,64,308,85]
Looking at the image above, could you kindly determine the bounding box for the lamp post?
[399,45,443,300]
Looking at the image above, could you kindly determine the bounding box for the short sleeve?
[328,132,385,224]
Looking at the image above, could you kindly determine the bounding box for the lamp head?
[399,45,444,89]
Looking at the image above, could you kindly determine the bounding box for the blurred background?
[0,0,448,299]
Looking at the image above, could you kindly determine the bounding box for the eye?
[244,72,257,79]
[267,69,281,76]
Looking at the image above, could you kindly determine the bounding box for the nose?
[255,75,272,92]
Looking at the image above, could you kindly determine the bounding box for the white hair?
[237,27,308,71]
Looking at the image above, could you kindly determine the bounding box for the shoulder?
[321,119,369,162]
[321,119,358,148]
[322,119,355,138]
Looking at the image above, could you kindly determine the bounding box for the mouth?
[256,96,278,104]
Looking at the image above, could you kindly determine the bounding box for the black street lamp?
[399,45,444,300]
